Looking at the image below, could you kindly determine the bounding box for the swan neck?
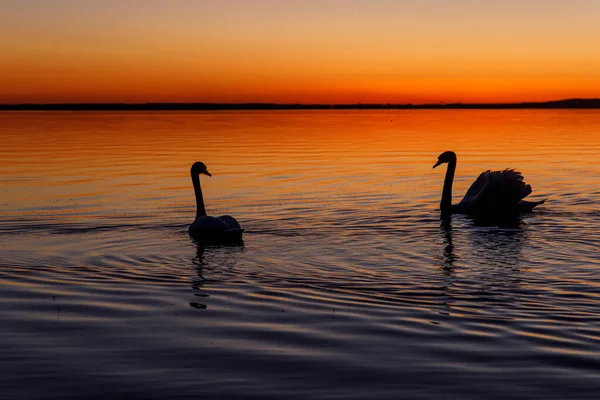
[441,159,456,214]
[192,172,207,218]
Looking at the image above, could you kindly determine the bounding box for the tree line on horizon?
[1,98,599,110]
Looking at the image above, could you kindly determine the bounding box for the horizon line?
[1,98,600,111]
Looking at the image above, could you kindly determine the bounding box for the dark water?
[1,110,600,399]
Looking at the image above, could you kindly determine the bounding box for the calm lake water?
[1,110,600,399]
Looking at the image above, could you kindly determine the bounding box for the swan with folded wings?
[188,162,243,243]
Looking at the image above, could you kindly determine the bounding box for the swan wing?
[459,170,490,205]
[467,169,532,213]
[189,215,243,243]
[217,215,242,231]
[189,216,228,233]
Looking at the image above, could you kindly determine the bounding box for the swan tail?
[516,199,546,213]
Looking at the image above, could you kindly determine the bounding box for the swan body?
[433,151,545,218]
[188,162,243,243]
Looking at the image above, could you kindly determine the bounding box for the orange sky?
[1,0,600,104]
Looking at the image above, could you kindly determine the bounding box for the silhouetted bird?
[433,151,545,218]
[188,162,243,243]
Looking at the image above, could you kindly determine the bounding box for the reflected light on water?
[1,110,600,399]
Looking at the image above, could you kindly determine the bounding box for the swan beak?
[202,170,212,177]
[433,160,443,169]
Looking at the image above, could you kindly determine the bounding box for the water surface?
[1,110,600,399]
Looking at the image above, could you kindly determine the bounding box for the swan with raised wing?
[433,151,545,217]
[188,162,243,243]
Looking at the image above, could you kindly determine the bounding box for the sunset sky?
[2,0,600,104]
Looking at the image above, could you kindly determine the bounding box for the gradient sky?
[1,0,600,104]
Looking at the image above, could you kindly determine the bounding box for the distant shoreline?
[1,98,600,111]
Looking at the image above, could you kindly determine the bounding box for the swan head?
[433,151,457,169]
[191,161,212,177]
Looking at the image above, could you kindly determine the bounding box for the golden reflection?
[1,110,600,225]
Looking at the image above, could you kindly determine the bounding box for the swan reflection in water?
[440,216,526,266]
[189,239,244,310]
[439,217,457,276]
[468,216,527,272]
[438,216,529,312]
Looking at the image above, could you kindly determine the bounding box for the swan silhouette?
[188,162,243,243]
[433,151,545,217]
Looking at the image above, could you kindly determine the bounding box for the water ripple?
[2,110,600,399]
